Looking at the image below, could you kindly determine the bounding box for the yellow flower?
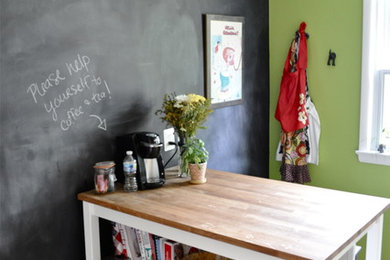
[187,94,206,103]
[155,93,212,138]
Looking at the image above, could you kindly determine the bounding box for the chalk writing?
[27,54,112,131]
[89,114,107,131]
[60,106,84,131]
[43,75,90,121]
[27,69,66,103]
[66,54,90,76]
[103,80,111,98]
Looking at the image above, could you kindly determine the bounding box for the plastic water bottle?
[123,151,138,192]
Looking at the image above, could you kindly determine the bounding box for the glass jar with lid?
[93,161,116,193]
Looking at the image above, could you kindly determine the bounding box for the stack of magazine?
[111,222,230,260]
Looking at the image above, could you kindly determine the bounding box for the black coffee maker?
[116,132,165,190]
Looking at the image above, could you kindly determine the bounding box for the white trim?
[356,150,390,166]
[378,70,390,147]
[82,202,101,260]
[366,215,384,260]
[358,0,376,152]
[357,0,390,166]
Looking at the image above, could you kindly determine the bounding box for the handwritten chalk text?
[43,75,90,121]
[27,54,113,131]
[66,54,90,76]
[60,106,84,131]
[27,69,66,103]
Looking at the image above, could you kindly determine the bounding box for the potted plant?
[181,138,209,184]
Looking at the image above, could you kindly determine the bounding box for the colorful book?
[153,236,161,260]
[149,233,157,260]
[111,222,124,257]
[125,226,143,260]
[163,240,184,260]
[159,237,168,260]
[164,240,173,260]
[141,230,153,260]
[135,228,147,260]
[118,223,130,259]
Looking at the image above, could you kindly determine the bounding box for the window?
[357,0,390,165]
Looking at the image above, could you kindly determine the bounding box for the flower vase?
[178,154,188,177]
[177,133,188,177]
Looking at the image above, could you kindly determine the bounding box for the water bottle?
[123,151,138,192]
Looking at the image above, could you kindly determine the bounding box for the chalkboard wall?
[0,0,269,259]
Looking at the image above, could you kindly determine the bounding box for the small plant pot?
[188,162,207,184]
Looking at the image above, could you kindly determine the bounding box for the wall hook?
[328,49,336,66]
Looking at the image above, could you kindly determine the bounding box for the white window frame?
[378,70,390,146]
[356,0,390,166]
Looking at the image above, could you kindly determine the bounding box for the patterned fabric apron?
[275,22,311,184]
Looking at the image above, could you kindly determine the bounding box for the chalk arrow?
[89,114,107,131]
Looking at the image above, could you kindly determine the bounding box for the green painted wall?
[269,0,390,259]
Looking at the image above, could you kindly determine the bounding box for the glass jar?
[93,161,116,193]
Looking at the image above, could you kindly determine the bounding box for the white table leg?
[338,246,355,260]
[366,215,384,260]
[83,202,101,260]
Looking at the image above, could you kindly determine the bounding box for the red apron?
[275,22,309,133]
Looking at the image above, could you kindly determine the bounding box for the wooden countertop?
[78,169,390,260]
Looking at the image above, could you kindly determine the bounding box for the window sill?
[356,150,390,166]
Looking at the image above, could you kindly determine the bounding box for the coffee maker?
[116,132,165,190]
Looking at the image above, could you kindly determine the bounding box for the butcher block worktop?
[78,169,390,260]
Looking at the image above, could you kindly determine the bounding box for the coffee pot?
[116,132,165,190]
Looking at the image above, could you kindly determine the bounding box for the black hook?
[327,49,336,66]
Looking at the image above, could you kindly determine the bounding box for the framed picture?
[204,14,244,108]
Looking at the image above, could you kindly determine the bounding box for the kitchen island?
[78,169,390,259]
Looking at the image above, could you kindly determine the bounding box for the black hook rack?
[327,49,336,66]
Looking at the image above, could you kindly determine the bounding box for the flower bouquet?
[155,93,212,175]
[156,93,212,141]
